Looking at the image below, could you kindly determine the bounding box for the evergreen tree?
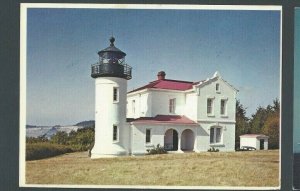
[235,100,250,149]
[249,106,268,134]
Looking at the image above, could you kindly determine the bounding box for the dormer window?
[216,83,220,93]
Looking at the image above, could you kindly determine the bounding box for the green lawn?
[26,150,279,187]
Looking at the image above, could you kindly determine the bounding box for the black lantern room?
[91,37,132,80]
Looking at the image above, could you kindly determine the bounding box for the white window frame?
[216,83,221,93]
[220,99,227,116]
[113,125,119,142]
[113,87,119,103]
[169,98,176,114]
[216,83,220,93]
[145,129,151,144]
[210,126,223,144]
[207,98,214,116]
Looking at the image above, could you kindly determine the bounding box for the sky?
[294,9,300,153]
[26,7,281,126]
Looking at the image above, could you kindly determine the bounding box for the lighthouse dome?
[98,37,126,59]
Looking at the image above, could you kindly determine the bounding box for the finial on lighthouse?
[110,36,115,46]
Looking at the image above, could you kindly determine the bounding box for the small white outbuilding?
[240,134,269,150]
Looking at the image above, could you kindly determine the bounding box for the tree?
[272,98,280,113]
[262,112,279,149]
[249,106,268,134]
[235,100,250,149]
[261,100,280,149]
[50,131,69,145]
[248,99,280,149]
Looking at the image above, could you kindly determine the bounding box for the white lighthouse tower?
[90,37,132,158]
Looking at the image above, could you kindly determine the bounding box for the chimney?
[157,71,166,80]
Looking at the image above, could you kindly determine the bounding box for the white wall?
[240,137,258,149]
[130,122,235,155]
[184,92,198,121]
[197,78,236,122]
[195,77,236,152]
[131,124,199,155]
[91,77,129,158]
[127,90,186,118]
[197,122,235,152]
[127,92,151,118]
[150,90,186,116]
[240,137,268,150]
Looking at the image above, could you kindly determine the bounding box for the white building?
[240,134,269,150]
[90,37,238,158]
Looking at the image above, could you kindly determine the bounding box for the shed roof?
[240,134,269,139]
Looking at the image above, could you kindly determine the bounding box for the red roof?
[130,115,198,126]
[128,79,200,93]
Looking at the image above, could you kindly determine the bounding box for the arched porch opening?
[181,129,195,151]
[164,129,178,151]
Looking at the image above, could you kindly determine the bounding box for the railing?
[91,62,132,80]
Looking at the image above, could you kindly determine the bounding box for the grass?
[26,150,279,187]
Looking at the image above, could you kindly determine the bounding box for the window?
[216,83,220,92]
[169,98,176,113]
[220,99,227,115]
[207,98,213,114]
[132,100,136,114]
[146,129,151,143]
[113,87,119,102]
[113,125,118,141]
[210,127,222,144]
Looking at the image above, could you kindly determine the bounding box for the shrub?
[207,147,219,152]
[146,144,167,155]
[50,131,69,145]
[26,136,49,143]
[26,142,74,161]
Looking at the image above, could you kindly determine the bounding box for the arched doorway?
[181,129,195,151]
[164,129,178,151]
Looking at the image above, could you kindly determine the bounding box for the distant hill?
[74,120,95,128]
[26,120,94,139]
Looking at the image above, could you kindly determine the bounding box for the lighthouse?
[90,37,132,158]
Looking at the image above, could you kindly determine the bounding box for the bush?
[26,142,74,161]
[26,136,49,143]
[207,147,219,152]
[67,128,94,151]
[146,144,167,155]
[26,127,95,160]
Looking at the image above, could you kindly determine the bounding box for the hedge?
[26,142,74,161]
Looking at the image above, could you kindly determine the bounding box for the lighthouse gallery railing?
[91,62,132,80]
